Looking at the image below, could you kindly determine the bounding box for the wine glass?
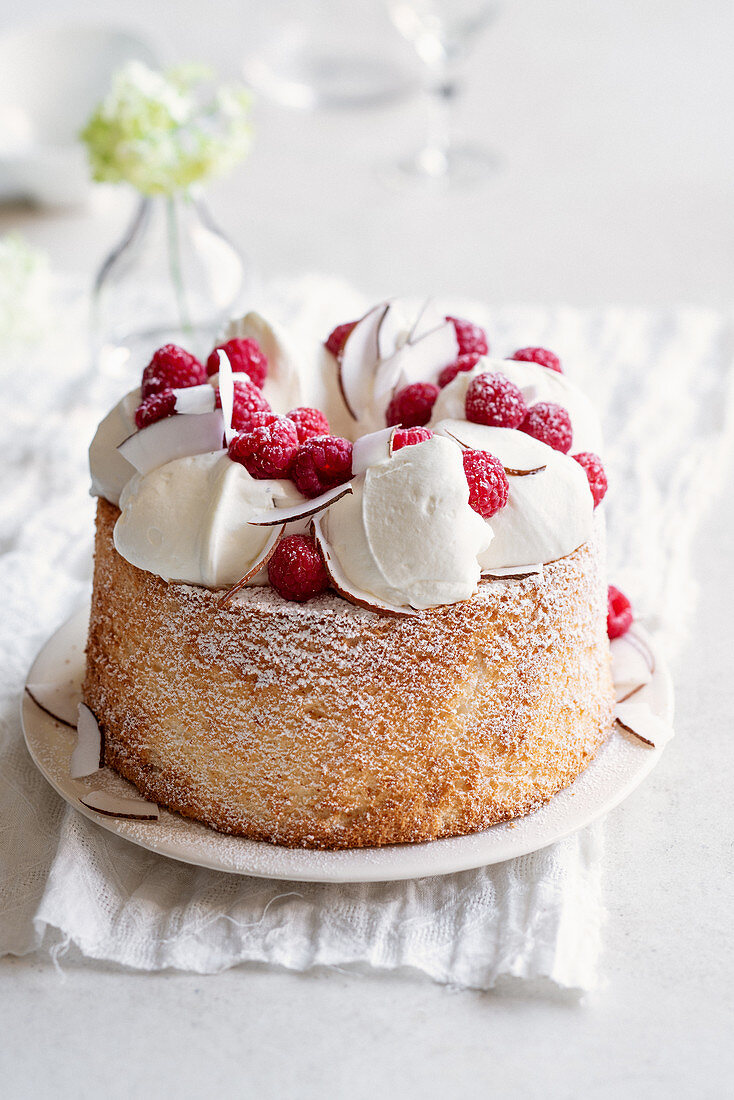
[241,0,419,110]
[385,0,499,185]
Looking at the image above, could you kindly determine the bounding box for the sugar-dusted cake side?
[84,499,614,849]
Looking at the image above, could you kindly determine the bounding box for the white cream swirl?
[321,434,491,610]
[431,358,603,455]
[89,388,140,506]
[114,451,299,587]
[434,420,594,570]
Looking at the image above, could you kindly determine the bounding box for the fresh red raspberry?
[287,406,330,442]
[134,391,176,430]
[291,435,353,499]
[438,354,480,389]
[607,585,633,639]
[573,452,608,507]
[462,450,509,518]
[215,378,272,432]
[386,382,439,428]
[510,347,562,373]
[268,534,329,602]
[232,380,272,431]
[465,372,527,429]
[141,344,206,398]
[325,321,357,357]
[519,402,573,453]
[228,416,299,479]
[446,316,489,358]
[391,427,433,452]
[206,338,268,387]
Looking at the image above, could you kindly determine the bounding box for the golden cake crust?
[84,498,615,849]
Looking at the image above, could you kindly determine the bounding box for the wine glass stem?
[424,73,459,173]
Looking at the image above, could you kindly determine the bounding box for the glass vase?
[92,191,252,382]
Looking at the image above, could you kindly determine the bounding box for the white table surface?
[1,1,733,1097]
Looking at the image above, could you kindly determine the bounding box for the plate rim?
[21,603,674,883]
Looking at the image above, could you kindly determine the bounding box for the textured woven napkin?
[1,275,731,990]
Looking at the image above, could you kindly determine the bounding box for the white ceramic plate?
[21,604,674,883]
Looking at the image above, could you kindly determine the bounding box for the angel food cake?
[84,300,616,848]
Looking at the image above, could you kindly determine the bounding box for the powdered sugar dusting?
[84,500,614,850]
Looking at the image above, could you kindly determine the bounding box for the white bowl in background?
[0,23,158,207]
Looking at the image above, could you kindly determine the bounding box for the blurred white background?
[0,0,732,307]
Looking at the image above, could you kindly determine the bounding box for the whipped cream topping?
[222,311,303,415]
[430,358,603,456]
[219,309,356,439]
[89,388,141,506]
[321,435,491,610]
[90,302,604,611]
[435,420,594,570]
[114,451,300,587]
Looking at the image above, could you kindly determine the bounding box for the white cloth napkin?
[1,276,731,991]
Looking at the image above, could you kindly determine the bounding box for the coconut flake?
[25,681,80,727]
[118,411,225,475]
[376,300,409,361]
[218,524,286,605]
[615,702,673,749]
[352,428,395,476]
[441,428,469,450]
[504,465,547,477]
[338,304,389,420]
[622,629,656,675]
[80,790,159,820]
[372,356,404,402]
[70,703,104,778]
[313,516,417,617]
[611,631,653,702]
[217,349,236,444]
[248,483,353,526]
[409,298,445,342]
[173,385,216,415]
[388,321,458,388]
[481,564,544,580]
[438,429,544,477]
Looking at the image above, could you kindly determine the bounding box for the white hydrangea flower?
[80,61,253,195]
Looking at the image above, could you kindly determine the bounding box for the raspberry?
[287,406,330,443]
[438,354,480,389]
[233,380,272,431]
[141,344,206,398]
[446,316,489,358]
[573,452,608,508]
[519,402,573,453]
[510,347,562,373]
[607,585,633,639]
[465,372,527,429]
[391,427,433,452]
[385,382,439,428]
[462,450,509,518]
[206,338,268,387]
[268,534,329,603]
[215,378,272,431]
[228,416,299,479]
[325,321,357,357]
[134,391,176,430]
[291,435,353,499]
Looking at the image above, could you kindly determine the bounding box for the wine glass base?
[386,143,499,189]
[243,51,419,110]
